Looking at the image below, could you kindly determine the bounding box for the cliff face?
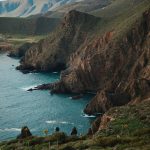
[84,10,150,114]
[18,10,100,72]
[8,42,34,58]
[17,0,150,116]
[56,9,150,114]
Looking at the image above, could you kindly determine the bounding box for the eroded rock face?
[17,10,100,72]
[17,8,150,116]
[58,9,150,114]
[84,91,131,114]
[8,42,34,58]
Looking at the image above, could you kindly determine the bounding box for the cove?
[0,53,93,141]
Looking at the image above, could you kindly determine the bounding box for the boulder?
[17,126,32,139]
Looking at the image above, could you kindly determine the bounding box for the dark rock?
[71,127,78,135]
[27,88,33,92]
[91,117,101,134]
[87,128,93,136]
[55,127,60,132]
[84,91,131,115]
[17,126,32,139]
[16,65,35,73]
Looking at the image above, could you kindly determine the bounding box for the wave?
[21,85,37,91]
[82,114,96,118]
[0,128,21,132]
[46,120,74,125]
[0,128,35,132]
[46,120,57,124]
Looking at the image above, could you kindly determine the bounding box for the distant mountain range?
[0,0,110,35]
[0,0,84,17]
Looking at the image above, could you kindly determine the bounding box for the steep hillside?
[17,10,101,72]
[48,0,150,114]
[0,16,60,35]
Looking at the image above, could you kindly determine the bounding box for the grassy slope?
[0,34,47,52]
[91,0,150,36]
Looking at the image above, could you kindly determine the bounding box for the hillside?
[0,16,60,35]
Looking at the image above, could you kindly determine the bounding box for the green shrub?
[133,128,150,136]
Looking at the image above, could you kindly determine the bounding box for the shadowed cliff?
[17,10,101,72]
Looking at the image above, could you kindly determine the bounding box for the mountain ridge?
[0,0,84,17]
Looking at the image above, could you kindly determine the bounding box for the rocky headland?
[14,0,150,133]
[2,0,150,148]
[17,10,101,72]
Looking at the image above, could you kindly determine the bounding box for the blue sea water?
[0,53,94,141]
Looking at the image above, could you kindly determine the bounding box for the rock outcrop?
[17,126,32,139]
[17,10,100,72]
[8,42,34,58]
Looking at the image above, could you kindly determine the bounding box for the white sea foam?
[21,85,37,91]
[46,120,74,125]
[82,114,96,118]
[0,128,21,132]
[0,128,35,132]
[46,120,57,124]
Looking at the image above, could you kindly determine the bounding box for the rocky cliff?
[17,10,100,72]
[56,8,150,115]
[17,0,150,118]
[35,4,148,116]
[84,9,150,114]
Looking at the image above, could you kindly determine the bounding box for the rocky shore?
[1,99,150,149]
[8,42,34,58]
